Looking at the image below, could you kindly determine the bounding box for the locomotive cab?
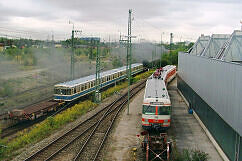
[142,98,171,131]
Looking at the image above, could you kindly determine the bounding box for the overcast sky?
[0,0,241,42]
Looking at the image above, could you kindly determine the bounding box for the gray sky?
[0,0,241,42]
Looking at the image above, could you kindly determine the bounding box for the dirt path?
[104,89,145,161]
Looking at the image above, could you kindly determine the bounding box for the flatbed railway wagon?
[142,65,176,131]
[53,63,143,102]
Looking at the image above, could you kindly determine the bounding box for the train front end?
[142,97,171,131]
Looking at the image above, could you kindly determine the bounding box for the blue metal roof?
[55,63,142,88]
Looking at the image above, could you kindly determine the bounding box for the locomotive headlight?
[144,119,149,124]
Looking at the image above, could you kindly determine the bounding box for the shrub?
[171,148,209,161]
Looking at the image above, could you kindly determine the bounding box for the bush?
[171,148,209,161]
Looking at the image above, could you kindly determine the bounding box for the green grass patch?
[132,69,155,84]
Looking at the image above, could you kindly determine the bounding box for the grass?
[132,69,155,84]
[0,70,154,160]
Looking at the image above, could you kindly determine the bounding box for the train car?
[142,65,176,131]
[54,63,143,101]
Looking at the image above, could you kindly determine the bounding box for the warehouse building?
[178,30,242,161]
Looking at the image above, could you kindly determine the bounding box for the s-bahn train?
[54,63,143,101]
[142,65,176,131]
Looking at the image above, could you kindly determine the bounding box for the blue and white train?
[54,63,144,101]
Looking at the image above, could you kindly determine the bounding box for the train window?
[85,83,88,89]
[142,105,156,115]
[81,84,85,91]
[93,81,95,87]
[61,89,66,95]
[158,106,171,115]
[66,89,71,95]
[54,88,61,94]
[76,86,80,93]
[74,87,76,94]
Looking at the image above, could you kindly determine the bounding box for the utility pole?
[155,45,157,68]
[127,9,132,115]
[69,21,75,80]
[108,35,111,54]
[170,33,173,54]
[119,9,135,115]
[160,34,162,67]
[69,21,81,80]
[95,39,101,103]
[152,50,154,68]
[51,31,54,48]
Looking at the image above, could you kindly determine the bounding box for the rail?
[23,79,146,161]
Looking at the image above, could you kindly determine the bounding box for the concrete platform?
[168,78,222,161]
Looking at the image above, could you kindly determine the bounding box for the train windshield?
[142,105,156,115]
[142,105,171,115]
[159,106,171,115]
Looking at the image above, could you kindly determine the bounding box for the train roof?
[144,76,169,100]
[55,63,142,88]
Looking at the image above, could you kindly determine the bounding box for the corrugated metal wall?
[178,52,242,136]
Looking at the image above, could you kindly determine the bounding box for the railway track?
[23,80,146,161]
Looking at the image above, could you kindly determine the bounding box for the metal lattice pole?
[127,9,132,115]
[95,41,101,103]
[71,30,74,80]
[160,34,162,67]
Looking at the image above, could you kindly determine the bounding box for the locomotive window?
[158,106,171,115]
[142,105,156,115]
